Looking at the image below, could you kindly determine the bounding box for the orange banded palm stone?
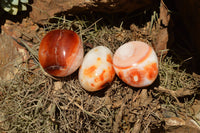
[113,41,158,87]
[38,29,84,77]
[79,46,115,92]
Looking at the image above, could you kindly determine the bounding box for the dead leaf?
[165,117,200,133]
[160,0,170,26]
[154,28,169,58]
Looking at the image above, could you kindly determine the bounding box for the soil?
[0,1,200,133]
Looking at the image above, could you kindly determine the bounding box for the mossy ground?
[0,11,200,132]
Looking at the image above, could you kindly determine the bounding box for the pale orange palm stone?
[113,41,158,87]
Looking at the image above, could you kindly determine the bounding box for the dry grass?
[0,15,200,132]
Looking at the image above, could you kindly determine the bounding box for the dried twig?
[154,86,196,98]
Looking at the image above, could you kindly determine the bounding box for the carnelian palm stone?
[113,41,158,87]
[39,29,84,77]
